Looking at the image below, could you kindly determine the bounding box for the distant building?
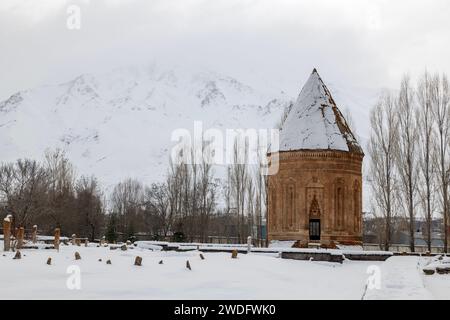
[363,216,445,250]
[267,69,364,245]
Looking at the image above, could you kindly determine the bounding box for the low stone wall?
[281,251,392,263]
[138,240,393,262]
[281,251,344,263]
[343,253,391,261]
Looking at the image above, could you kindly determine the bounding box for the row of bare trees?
[0,149,104,240]
[224,140,266,243]
[106,139,267,244]
[369,71,450,252]
[107,160,218,242]
[0,145,266,244]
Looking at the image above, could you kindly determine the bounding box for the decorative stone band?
[268,149,364,162]
[269,149,363,159]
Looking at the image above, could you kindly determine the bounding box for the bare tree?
[230,137,250,243]
[0,151,110,238]
[75,176,104,241]
[197,145,217,242]
[166,157,184,237]
[395,75,419,252]
[223,167,231,217]
[44,149,76,230]
[254,137,268,246]
[430,73,450,252]
[110,178,144,240]
[246,175,255,238]
[0,159,49,229]
[144,182,171,237]
[368,92,399,251]
[417,71,437,250]
[254,165,265,245]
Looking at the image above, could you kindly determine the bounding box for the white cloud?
[1,0,450,99]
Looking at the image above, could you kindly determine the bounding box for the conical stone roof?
[278,69,362,154]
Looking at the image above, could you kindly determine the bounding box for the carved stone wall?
[267,150,363,244]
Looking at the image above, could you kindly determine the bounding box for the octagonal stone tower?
[267,69,364,245]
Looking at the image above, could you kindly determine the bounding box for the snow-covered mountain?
[0,64,376,204]
[0,64,292,188]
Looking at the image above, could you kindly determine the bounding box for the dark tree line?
[0,149,104,240]
[105,140,266,244]
[0,137,268,244]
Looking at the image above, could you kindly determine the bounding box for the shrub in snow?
[173,232,185,242]
[423,267,435,275]
[436,265,450,274]
[134,256,142,266]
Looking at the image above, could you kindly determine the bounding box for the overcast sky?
[1,0,450,100]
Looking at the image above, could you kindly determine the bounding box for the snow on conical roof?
[278,69,362,154]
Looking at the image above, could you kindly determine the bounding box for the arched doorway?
[308,194,321,241]
[309,219,321,241]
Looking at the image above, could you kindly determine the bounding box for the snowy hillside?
[0,64,376,203]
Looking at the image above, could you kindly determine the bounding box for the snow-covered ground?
[364,256,434,300]
[0,243,448,299]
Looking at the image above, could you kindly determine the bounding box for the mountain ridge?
[0,64,292,190]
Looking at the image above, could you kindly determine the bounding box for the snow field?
[0,243,448,299]
[0,244,378,299]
